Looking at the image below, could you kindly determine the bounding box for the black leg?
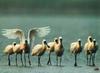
[38,56,39,66]
[8,54,10,66]
[15,53,18,66]
[49,54,52,65]
[47,52,52,65]
[38,56,41,66]
[56,56,58,66]
[60,57,62,66]
[92,53,95,66]
[89,54,92,66]
[24,53,26,67]
[20,53,23,66]
[87,55,89,66]
[74,54,77,67]
[28,53,31,66]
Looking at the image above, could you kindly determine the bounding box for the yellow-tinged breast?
[31,44,42,56]
[70,42,81,53]
[84,42,93,51]
[47,42,55,51]
[13,44,20,53]
[4,45,13,54]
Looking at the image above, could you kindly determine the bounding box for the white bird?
[2,26,50,66]
[92,39,98,66]
[31,39,50,66]
[46,38,58,65]
[4,42,16,66]
[84,36,93,66]
[70,39,82,66]
[54,37,64,66]
[84,36,98,66]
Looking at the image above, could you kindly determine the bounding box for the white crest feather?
[59,36,62,39]
[93,39,96,41]
[43,39,46,42]
[78,39,81,42]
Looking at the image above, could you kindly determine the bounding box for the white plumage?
[4,45,14,55]
[84,36,98,66]
[2,26,50,66]
[54,36,64,66]
[4,42,16,66]
[31,39,49,66]
[46,38,58,65]
[70,39,82,66]
[46,38,58,52]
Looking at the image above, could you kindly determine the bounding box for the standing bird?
[84,36,98,66]
[70,39,82,66]
[46,38,58,65]
[54,37,64,66]
[4,42,16,66]
[92,39,98,66]
[12,43,24,66]
[84,36,93,66]
[2,26,50,66]
[31,39,50,66]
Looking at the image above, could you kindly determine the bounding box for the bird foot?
[56,64,58,66]
[74,63,77,67]
[38,64,41,67]
[47,62,52,66]
[16,64,18,66]
[8,62,11,66]
[92,64,95,67]
[24,64,26,67]
[29,61,31,66]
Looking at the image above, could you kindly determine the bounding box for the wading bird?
[84,36,98,66]
[46,38,58,65]
[54,37,64,66]
[2,26,50,66]
[4,42,16,66]
[31,39,50,66]
[70,39,82,66]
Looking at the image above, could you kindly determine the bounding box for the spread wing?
[28,26,50,48]
[28,26,50,40]
[2,29,25,42]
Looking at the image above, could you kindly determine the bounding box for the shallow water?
[0,15,100,73]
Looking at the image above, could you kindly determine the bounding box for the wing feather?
[28,26,50,48]
[28,26,50,40]
[2,29,25,42]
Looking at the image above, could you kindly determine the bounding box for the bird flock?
[1,26,98,67]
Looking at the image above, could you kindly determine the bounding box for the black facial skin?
[14,43,16,46]
[44,41,50,48]
[89,38,93,42]
[55,39,58,44]
[25,40,28,43]
[44,41,47,44]
[78,41,81,45]
[60,38,62,42]
[93,41,96,45]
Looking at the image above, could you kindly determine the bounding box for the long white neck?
[42,43,46,49]
[27,33,30,44]
[58,39,63,49]
[27,32,35,50]
[59,40,62,45]
[19,35,25,44]
[78,41,81,46]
